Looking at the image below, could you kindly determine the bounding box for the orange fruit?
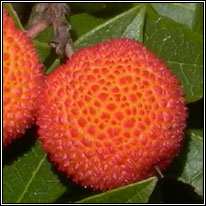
[38,38,187,191]
[3,9,43,146]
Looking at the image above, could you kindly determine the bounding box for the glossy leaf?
[179,130,203,196]
[3,3,24,31]
[34,27,54,43]
[192,3,203,35]
[70,3,133,15]
[77,177,158,203]
[32,40,52,63]
[144,6,203,103]
[74,5,145,50]
[45,59,61,75]
[70,13,106,40]
[167,130,203,196]
[3,3,204,204]
[151,3,196,28]
[123,6,145,43]
[3,141,67,203]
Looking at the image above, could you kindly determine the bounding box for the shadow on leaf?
[44,156,98,203]
[161,178,203,203]
[165,131,191,179]
[187,98,203,129]
[3,126,38,166]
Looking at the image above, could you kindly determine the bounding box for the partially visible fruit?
[3,9,43,146]
[38,38,187,191]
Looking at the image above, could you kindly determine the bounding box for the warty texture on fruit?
[3,9,43,146]
[37,38,187,191]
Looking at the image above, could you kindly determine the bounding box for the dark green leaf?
[144,6,203,103]
[192,3,203,35]
[148,181,163,203]
[167,130,203,196]
[34,27,54,43]
[77,177,158,203]
[3,141,67,203]
[70,3,133,15]
[45,59,61,75]
[74,5,146,50]
[3,3,204,204]
[32,40,51,63]
[151,3,196,28]
[179,130,203,196]
[70,13,107,40]
[3,3,24,31]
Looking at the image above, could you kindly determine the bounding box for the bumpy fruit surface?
[3,9,42,146]
[38,38,187,191]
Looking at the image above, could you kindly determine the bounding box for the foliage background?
[3,2,204,204]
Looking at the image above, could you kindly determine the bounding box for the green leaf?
[167,130,203,196]
[144,6,203,103]
[3,140,67,203]
[123,6,146,43]
[77,177,158,203]
[70,3,110,13]
[32,40,51,63]
[74,5,146,50]
[70,3,134,15]
[192,3,203,35]
[45,59,61,75]
[3,3,24,31]
[179,130,203,196]
[70,13,107,41]
[34,26,54,43]
[3,3,204,204]
[151,3,196,28]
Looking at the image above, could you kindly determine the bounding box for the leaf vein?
[167,60,202,67]
[16,154,46,203]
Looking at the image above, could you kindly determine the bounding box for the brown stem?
[65,40,75,59]
[26,21,48,39]
[26,3,75,59]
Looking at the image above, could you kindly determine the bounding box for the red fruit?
[38,38,187,191]
[3,9,43,146]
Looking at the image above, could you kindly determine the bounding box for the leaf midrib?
[16,154,46,203]
[126,186,146,203]
[74,5,143,47]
